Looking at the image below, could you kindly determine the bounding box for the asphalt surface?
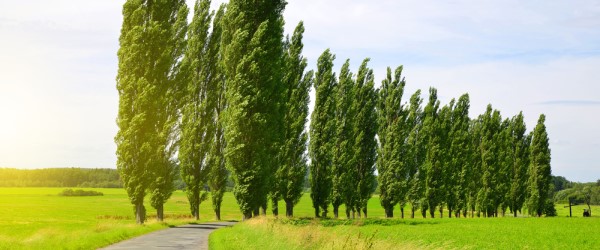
[100,221,237,250]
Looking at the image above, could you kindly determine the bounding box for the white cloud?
[0,0,599,181]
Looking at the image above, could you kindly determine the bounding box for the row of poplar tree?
[115,0,552,224]
[309,53,552,220]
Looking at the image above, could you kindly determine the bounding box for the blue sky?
[0,0,599,182]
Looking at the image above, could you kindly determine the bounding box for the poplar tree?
[331,59,355,218]
[309,49,336,218]
[423,88,442,218]
[437,100,453,218]
[527,114,552,217]
[477,105,502,217]
[274,21,312,217]
[353,59,378,218]
[468,117,483,217]
[405,90,425,218]
[377,66,407,218]
[507,112,531,217]
[205,4,227,221]
[179,0,216,221]
[450,94,470,217]
[221,0,286,220]
[498,118,513,216]
[116,0,188,224]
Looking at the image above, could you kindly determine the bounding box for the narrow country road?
[100,221,237,250]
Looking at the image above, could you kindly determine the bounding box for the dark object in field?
[59,189,103,196]
[583,209,590,217]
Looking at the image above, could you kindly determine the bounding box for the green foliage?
[544,200,557,217]
[59,189,104,197]
[352,59,378,217]
[507,112,531,216]
[331,59,356,218]
[274,21,312,217]
[0,168,121,188]
[423,88,442,217]
[116,0,189,224]
[476,105,503,217]
[376,66,407,218]
[405,90,426,218]
[221,0,287,219]
[449,94,470,217]
[179,0,225,221]
[527,114,552,217]
[309,49,336,217]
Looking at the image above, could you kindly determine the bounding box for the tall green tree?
[405,90,425,218]
[116,0,188,224]
[179,0,217,221]
[498,118,513,216]
[468,117,483,217]
[446,94,472,217]
[309,49,336,218]
[352,59,378,218]
[148,0,189,223]
[448,94,470,218]
[205,4,227,221]
[273,21,313,217]
[436,100,454,218]
[220,0,287,220]
[331,59,355,218]
[527,114,552,217]
[423,87,442,218]
[477,105,503,217]
[507,112,531,217]
[376,66,407,218]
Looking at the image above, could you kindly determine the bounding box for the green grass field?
[0,188,241,249]
[0,187,597,249]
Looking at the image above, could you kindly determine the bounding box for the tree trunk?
[345,208,351,219]
[411,206,415,219]
[260,205,266,216]
[156,204,164,222]
[321,209,328,218]
[363,207,368,218]
[385,207,393,218]
[333,205,339,219]
[357,209,362,218]
[315,207,320,218]
[194,210,199,221]
[448,209,452,218]
[400,207,404,219]
[243,211,252,221]
[285,201,294,217]
[421,208,427,218]
[253,206,260,217]
[439,206,443,218]
[215,206,221,221]
[429,208,435,218]
[272,199,279,217]
[135,202,145,224]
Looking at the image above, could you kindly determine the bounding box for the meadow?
[0,188,240,249]
[0,187,597,249]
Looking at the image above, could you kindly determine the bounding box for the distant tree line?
[0,168,121,188]
[115,0,553,224]
[554,179,600,216]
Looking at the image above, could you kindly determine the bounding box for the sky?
[0,1,599,182]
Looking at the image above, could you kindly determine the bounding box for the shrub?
[544,200,557,217]
[59,189,103,196]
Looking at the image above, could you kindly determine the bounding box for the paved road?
[100,221,237,250]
